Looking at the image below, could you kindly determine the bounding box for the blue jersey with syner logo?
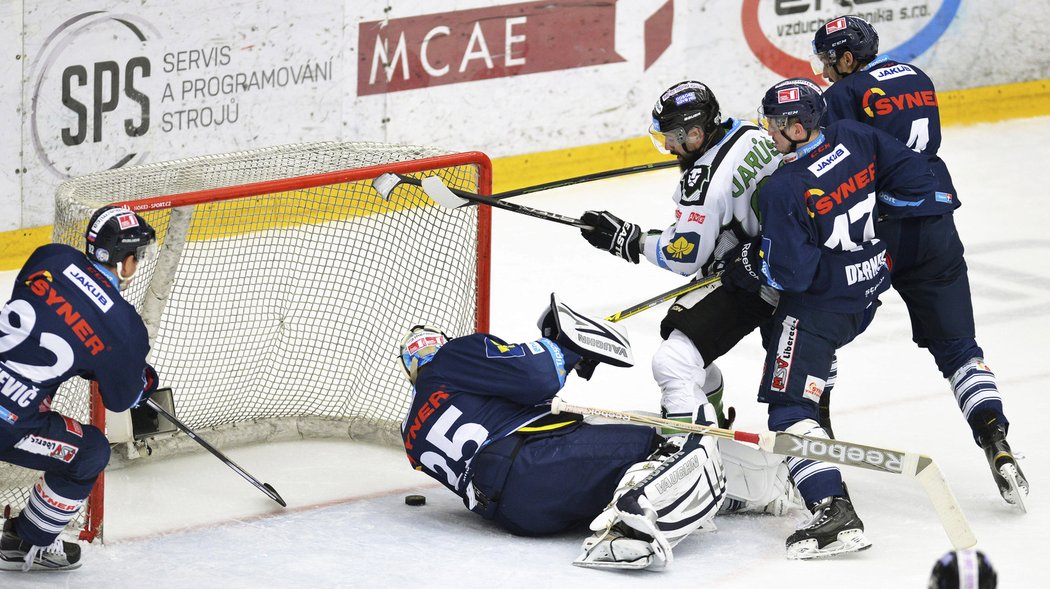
[822,56,959,217]
[758,120,936,313]
[0,244,153,430]
[401,333,577,508]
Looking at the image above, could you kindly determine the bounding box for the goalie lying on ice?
[398,294,800,570]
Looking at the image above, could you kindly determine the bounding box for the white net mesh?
[0,141,489,540]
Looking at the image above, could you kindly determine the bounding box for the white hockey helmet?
[399,325,449,384]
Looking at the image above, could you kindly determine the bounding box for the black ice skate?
[0,517,81,572]
[977,419,1029,512]
[785,496,871,559]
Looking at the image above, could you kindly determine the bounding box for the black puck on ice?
[405,494,426,506]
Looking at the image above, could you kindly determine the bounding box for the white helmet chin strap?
[116,260,134,288]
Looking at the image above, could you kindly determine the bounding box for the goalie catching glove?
[580,210,642,264]
[537,293,633,380]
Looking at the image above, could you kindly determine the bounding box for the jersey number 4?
[906,118,930,153]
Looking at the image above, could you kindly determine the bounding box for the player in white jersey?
[579,81,784,431]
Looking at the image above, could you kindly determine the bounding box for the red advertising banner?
[358,1,626,96]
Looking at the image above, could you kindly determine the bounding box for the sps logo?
[30,12,160,179]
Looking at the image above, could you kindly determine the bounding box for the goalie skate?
[573,525,655,570]
[785,497,871,560]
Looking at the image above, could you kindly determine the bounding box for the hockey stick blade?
[371,172,404,200]
[146,397,287,507]
[421,176,471,208]
[550,398,977,550]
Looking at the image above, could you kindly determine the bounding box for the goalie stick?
[373,173,593,229]
[146,395,287,507]
[549,397,978,551]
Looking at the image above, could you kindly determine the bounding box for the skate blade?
[572,556,654,570]
[0,554,82,572]
[1000,463,1028,514]
[786,529,872,560]
[573,546,654,570]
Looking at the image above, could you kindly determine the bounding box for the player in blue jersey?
[726,78,938,559]
[399,294,798,569]
[812,15,1027,509]
[0,206,159,572]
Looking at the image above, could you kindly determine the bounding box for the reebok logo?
[788,436,903,473]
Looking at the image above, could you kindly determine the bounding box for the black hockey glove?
[718,237,766,294]
[580,210,641,264]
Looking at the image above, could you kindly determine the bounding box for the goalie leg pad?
[579,433,726,569]
[717,439,802,516]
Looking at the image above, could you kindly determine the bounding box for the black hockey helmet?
[813,15,880,65]
[85,205,157,266]
[928,549,997,589]
[650,81,721,152]
[759,78,825,132]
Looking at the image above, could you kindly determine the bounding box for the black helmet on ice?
[928,549,997,589]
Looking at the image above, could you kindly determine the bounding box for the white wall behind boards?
[3,0,1048,230]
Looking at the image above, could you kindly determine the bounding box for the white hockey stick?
[550,397,978,550]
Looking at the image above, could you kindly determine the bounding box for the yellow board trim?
[3,79,1048,271]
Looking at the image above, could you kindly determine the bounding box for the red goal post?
[0,142,491,542]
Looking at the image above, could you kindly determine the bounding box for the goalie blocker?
[537,293,633,379]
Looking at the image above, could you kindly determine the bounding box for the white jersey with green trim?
[641,118,782,277]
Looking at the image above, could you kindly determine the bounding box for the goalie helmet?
[85,205,157,266]
[928,549,997,589]
[399,325,449,384]
[759,78,826,132]
[813,15,879,64]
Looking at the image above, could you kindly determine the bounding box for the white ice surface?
[2,117,1048,587]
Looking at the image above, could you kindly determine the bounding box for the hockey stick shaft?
[550,398,977,549]
[487,160,678,202]
[379,173,592,229]
[145,398,288,507]
[604,275,721,323]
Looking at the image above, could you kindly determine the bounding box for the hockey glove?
[132,364,159,408]
[718,237,765,294]
[536,293,634,371]
[580,210,641,264]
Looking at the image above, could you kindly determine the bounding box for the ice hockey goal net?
[0,142,491,541]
